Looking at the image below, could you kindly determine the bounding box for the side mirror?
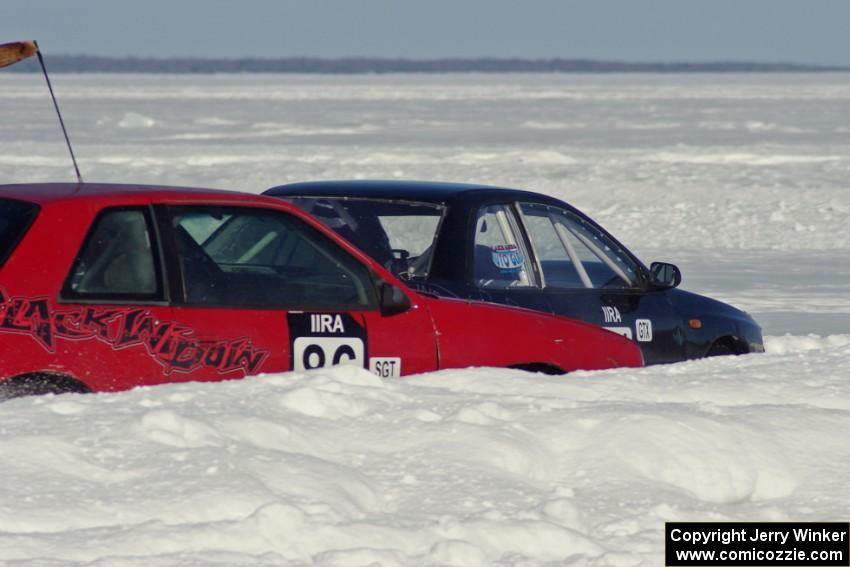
[379,281,411,316]
[649,262,682,289]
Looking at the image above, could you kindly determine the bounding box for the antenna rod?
[33,41,83,184]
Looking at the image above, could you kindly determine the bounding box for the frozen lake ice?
[3,72,849,334]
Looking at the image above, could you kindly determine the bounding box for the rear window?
[0,198,40,268]
[286,197,445,282]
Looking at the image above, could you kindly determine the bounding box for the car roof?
[0,182,273,206]
[265,180,566,206]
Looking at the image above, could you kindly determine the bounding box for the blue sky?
[6,0,850,65]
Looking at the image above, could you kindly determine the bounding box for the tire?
[0,373,90,402]
[706,341,737,357]
[510,363,565,375]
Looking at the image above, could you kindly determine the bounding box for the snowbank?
[1,335,849,565]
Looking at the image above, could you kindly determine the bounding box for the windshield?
[287,197,445,281]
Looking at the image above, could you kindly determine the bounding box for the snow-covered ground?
[1,73,849,565]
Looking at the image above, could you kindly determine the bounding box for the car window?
[288,197,445,280]
[169,206,378,310]
[473,204,534,288]
[520,211,587,288]
[64,208,162,299]
[519,202,639,289]
[0,198,39,269]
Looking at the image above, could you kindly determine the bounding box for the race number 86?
[292,337,365,371]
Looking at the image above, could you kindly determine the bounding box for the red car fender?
[421,296,644,372]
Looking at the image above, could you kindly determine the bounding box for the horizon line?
[4,54,849,74]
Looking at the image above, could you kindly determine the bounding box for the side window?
[520,203,639,289]
[169,206,378,310]
[0,198,40,269]
[473,204,534,288]
[520,209,587,288]
[64,208,162,299]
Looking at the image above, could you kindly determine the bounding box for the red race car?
[0,183,642,400]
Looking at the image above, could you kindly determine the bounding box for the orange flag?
[0,41,38,69]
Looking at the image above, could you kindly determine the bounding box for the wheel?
[509,363,565,375]
[0,373,90,401]
[706,341,737,357]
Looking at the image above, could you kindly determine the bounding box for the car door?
[515,202,685,364]
[58,205,180,391]
[157,203,437,382]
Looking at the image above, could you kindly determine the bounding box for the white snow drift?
[1,335,849,565]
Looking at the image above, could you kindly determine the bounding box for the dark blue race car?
[265,181,764,365]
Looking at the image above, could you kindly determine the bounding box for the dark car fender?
[667,289,764,357]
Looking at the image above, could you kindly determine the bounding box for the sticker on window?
[288,312,367,371]
[491,244,524,272]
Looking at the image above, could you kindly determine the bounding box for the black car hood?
[668,288,754,323]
